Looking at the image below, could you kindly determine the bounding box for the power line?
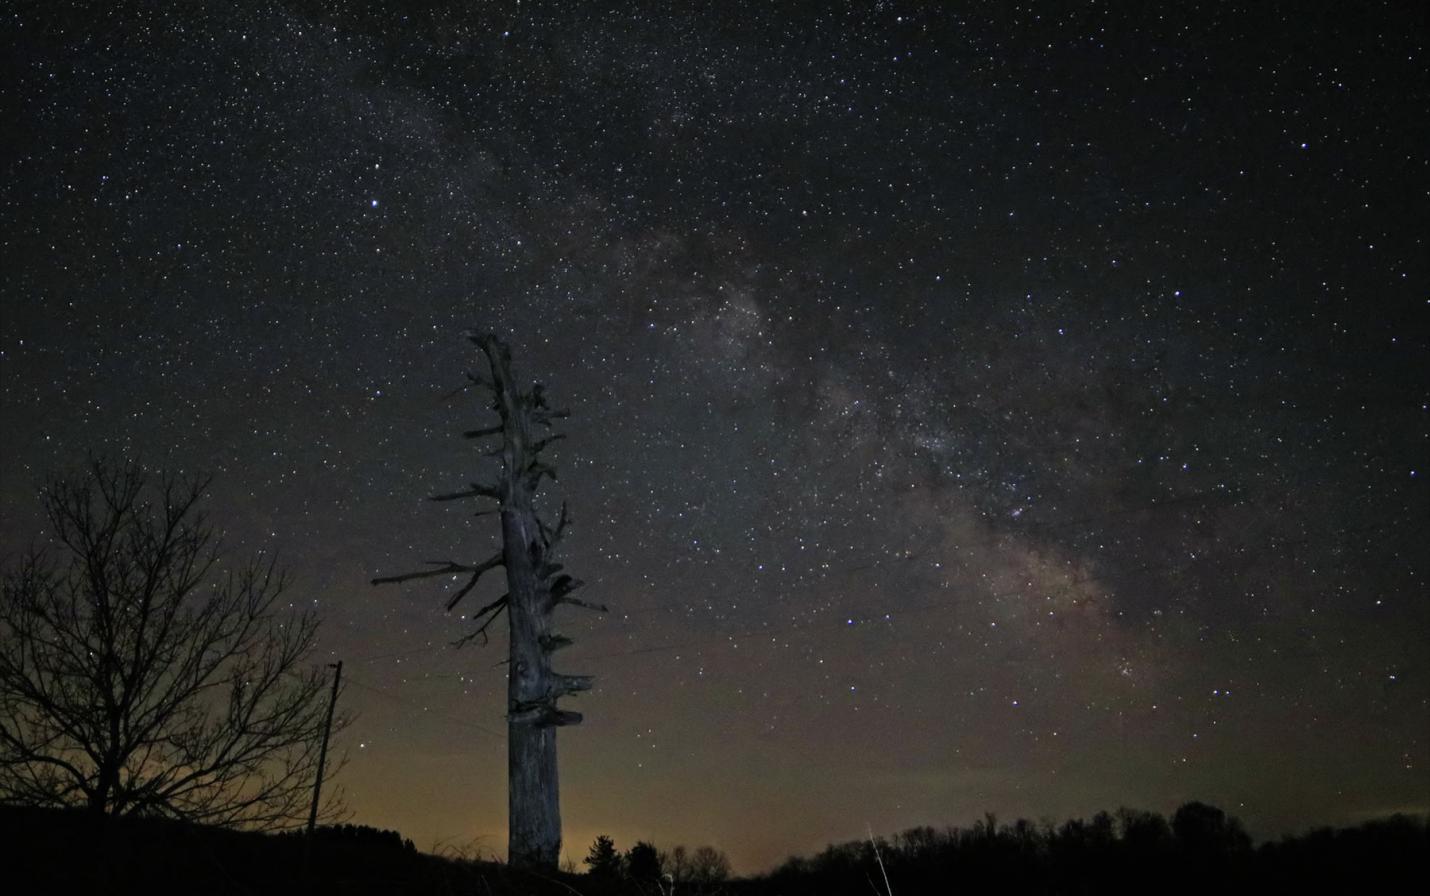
[344,675,507,742]
[349,644,452,666]
[345,481,1289,665]
[341,505,1416,719]
[371,510,1419,690]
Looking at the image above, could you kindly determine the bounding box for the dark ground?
[3,804,1425,895]
[1,805,577,896]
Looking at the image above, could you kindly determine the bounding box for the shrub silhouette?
[626,840,662,885]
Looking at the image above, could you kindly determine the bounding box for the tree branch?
[369,556,501,589]
[443,555,506,611]
[554,595,608,614]
[453,596,509,648]
[549,674,593,697]
[429,482,502,502]
[538,503,570,550]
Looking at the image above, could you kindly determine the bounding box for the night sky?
[2,1,1426,873]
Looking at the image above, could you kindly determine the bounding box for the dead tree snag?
[373,333,603,870]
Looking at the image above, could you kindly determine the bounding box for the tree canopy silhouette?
[0,460,343,829]
[584,833,622,880]
[625,840,662,885]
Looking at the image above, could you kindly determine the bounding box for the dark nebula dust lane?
[2,1,1425,871]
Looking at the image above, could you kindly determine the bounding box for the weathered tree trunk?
[506,713,560,868]
[375,333,601,871]
[495,371,563,868]
[476,335,597,869]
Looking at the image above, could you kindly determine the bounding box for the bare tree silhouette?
[0,460,343,830]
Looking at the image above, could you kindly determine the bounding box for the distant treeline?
[735,803,1427,896]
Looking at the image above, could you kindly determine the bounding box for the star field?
[1,1,1426,872]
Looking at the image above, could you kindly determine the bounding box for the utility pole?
[307,660,342,836]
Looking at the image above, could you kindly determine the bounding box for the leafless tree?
[659,843,732,893]
[373,332,603,870]
[0,460,343,830]
[689,845,733,883]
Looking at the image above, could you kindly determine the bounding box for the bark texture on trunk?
[501,470,563,869]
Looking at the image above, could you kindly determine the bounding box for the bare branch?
[444,555,506,611]
[429,482,502,502]
[554,595,609,614]
[453,596,509,648]
[369,556,501,588]
[441,370,495,401]
[466,592,509,624]
[537,502,570,550]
